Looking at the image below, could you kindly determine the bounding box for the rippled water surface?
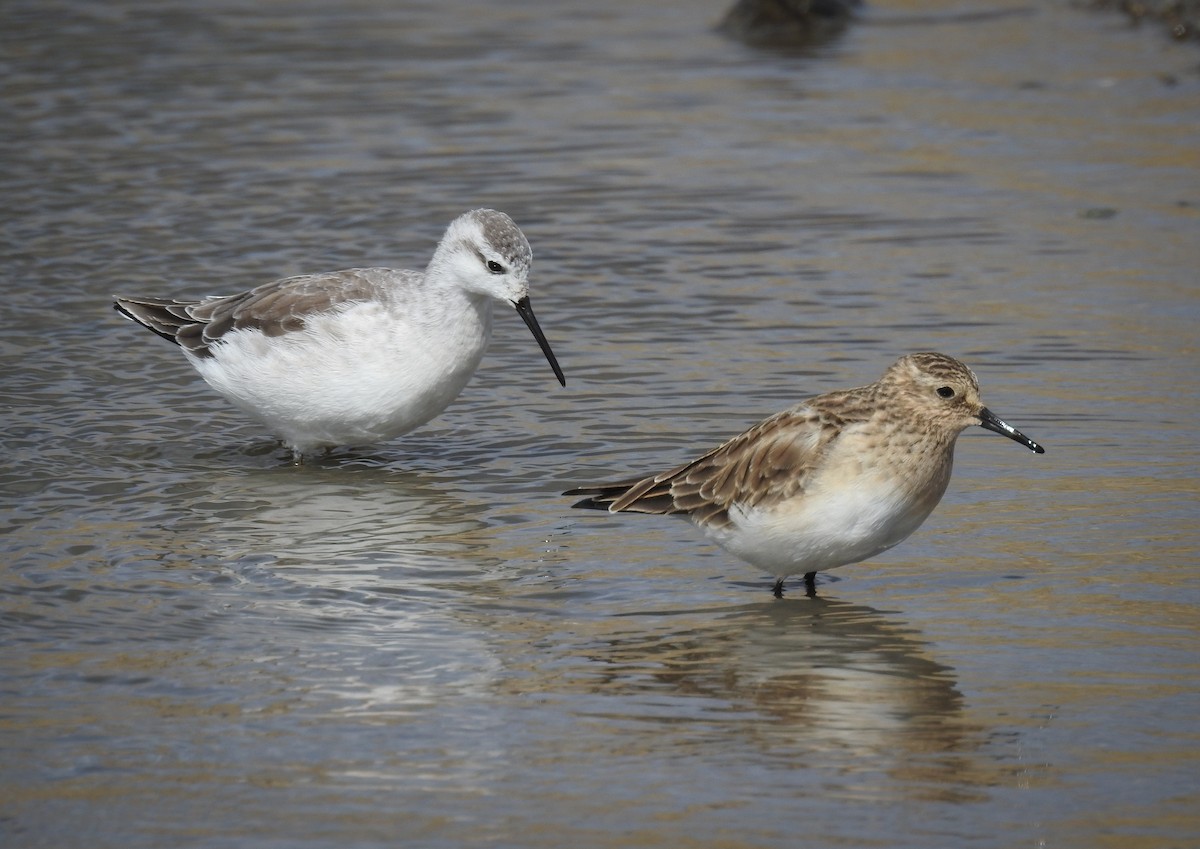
[3,1,1198,846]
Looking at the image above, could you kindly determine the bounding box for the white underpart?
[706,465,951,579]
[190,285,493,454]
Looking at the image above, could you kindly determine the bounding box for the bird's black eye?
[486,260,505,274]
[937,386,955,399]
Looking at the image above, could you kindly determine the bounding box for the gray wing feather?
[114,268,396,358]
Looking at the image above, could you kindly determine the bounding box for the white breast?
[189,295,492,452]
[706,466,950,578]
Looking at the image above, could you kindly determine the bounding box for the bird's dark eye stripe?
[486,260,505,274]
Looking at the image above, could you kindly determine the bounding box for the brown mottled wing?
[113,296,199,345]
[566,402,848,529]
[114,269,391,358]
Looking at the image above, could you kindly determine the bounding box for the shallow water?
[2,1,1198,847]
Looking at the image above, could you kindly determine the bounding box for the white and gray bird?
[115,209,564,461]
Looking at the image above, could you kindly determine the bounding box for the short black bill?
[514,295,565,387]
[979,407,1044,454]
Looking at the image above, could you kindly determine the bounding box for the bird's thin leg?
[772,578,785,598]
[803,571,817,597]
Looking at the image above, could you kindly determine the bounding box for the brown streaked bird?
[565,353,1044,596]
[114,209,564,462]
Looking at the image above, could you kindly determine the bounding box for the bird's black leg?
[803,571,817,597]
[772,578,785,598]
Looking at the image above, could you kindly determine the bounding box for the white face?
[431,209,565,387]
[465,238,531,304]
[437,209,533,305]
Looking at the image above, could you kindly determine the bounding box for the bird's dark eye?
[486,260,505,274]
[937,386,955,399]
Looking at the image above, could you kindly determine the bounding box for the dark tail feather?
[563,484,628,511]
[563,478,681,515]
[566,493,616,511]
[113,297,195,346]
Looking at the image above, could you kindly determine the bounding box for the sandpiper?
[565,353,1044,596]
[115,209,565,461]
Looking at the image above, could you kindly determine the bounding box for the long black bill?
[514,295,566,387]
[979,407,1045,454]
